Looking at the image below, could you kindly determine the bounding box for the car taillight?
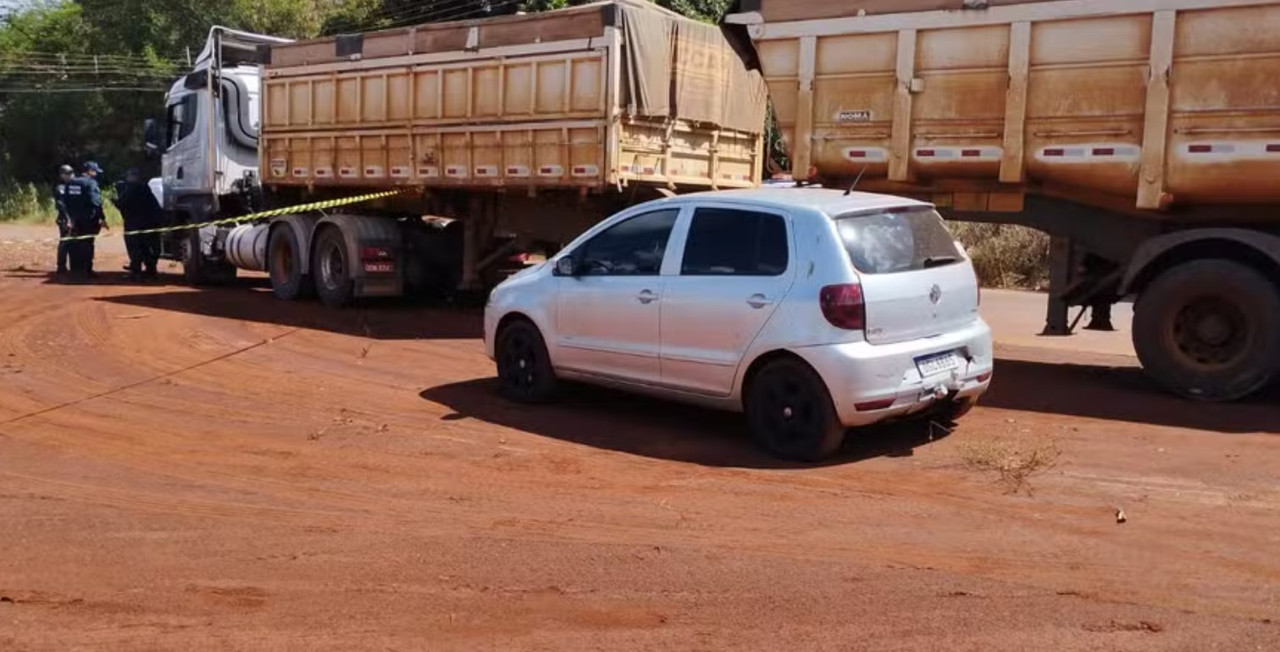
[361,246,391,261]
[855,398,895,412]
[820,283,866,330]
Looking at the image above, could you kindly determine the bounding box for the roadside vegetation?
[0,181,122,226]
[951,222,1050,291]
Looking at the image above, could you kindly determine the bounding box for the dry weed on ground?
[959,436,1062,495]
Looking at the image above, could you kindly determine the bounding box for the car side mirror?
[143,119,160,158]
[553,256,577,277]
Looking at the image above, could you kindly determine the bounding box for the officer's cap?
[83,161,104,174]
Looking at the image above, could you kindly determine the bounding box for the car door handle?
[747,294,774,309]
[637,290,659,305]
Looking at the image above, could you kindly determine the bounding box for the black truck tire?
[268,225,310,301]
[1133,259,1280,401]
[312,227,356,308]
[183,228,236,286]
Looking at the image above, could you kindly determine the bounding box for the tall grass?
[951,222,1051,291]
[0,181,56,223]
[0,180,122,226]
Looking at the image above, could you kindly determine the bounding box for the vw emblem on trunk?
[929,284,943,305]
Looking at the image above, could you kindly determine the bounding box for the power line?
[0,52,187,66]
[0,66,178,75]
[430,0,524,24]
[365,0,523,33]
[326,0,485,31]
[328,0,521,33]
[2,49,186,60]
[0,86,168,93]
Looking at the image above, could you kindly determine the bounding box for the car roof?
[670,187,932,217]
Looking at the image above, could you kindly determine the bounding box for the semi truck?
[724,0,1280,401]
[145,0,767,306]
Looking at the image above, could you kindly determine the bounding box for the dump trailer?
[146,0,767,306]
[725,0,1280,401]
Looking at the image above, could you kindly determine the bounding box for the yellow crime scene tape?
[0,188,409,246]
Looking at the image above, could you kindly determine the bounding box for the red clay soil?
[0,234,1277,650]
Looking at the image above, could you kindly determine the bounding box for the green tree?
[0,0,744,189]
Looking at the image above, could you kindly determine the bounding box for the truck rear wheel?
[268,226,310,301]
[312,227,355,308]
[183,229,236,286]
[1133,259,1280,401]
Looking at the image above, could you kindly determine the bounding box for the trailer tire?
[268,225,310,301]
[1133,259,1280,401]
[182,228,236,286]
[312,227,355,308]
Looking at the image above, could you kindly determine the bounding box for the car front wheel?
[495,320,558,404]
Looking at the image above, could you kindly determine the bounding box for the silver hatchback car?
[484,188,993,461]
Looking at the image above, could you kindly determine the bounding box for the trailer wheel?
[182,228,236,286]
[1133,259,1280,401]
[268,225,310,301]
[312,227,355,308]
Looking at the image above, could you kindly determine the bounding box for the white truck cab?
[145,27,291,283]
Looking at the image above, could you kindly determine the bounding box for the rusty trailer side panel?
[260,1,766,193]
[729,0,1280,214]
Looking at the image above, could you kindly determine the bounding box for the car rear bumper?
[792,318,994,427]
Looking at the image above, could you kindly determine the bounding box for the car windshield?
[834,208,963,275]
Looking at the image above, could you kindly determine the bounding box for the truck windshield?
[834,208,962,275]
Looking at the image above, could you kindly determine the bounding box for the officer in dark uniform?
[113,167,163,280]
[53,164,74,276]
[64,162,108,279]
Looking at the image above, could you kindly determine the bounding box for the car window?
[166,94,198,149]
[835,208,962,275]
[577,208,680,277]
[681,207,789,276]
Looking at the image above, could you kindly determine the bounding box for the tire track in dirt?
[3,254,1279,645]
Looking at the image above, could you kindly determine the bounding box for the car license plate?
[363,262,394,274]
[915,351,960,377]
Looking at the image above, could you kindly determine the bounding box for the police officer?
[64,162,108,280]
[53,164,74,276]
[113,167,162,281]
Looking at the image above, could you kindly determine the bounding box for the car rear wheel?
[496,320,558,404]
[746,358,845,462]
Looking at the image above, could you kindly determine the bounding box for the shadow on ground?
[982,358,1280,434]
[94,283,482,341]
[421,379,953,469]
[5,269,188,288]
[42,267,1275,435]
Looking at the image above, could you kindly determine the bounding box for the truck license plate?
[915,351,960,378]
[364,262,394,274]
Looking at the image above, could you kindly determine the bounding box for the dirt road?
[1,234,1277,650]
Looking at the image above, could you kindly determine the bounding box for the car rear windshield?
[834,208,963,275]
